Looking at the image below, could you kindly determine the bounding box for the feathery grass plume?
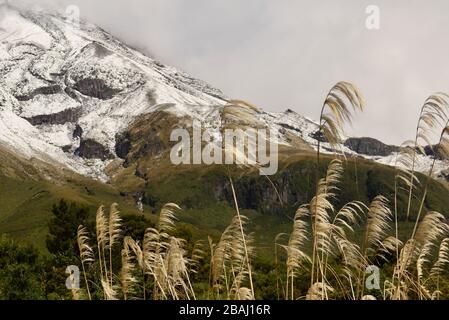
[376,236,403,263]
[311,82,363,297]
[430,238,449,278]
[210,216,237,295]
[101,278,118,300]
[210,213,254,299]
[310,159,343,293]
[333,201,366,236]
[234,287,254,300]
[77,225,94,300]
[416,241,435,299]
[74,202,202,301]
[430,238,449,299]
[327,200,367,299]
[143,227,167,299]
[404,93,449,220]
[163,237,196,300]
[158,203,181,237]
[362,196,393,256]
[228,176,255,299]
[306,282,334,300]
[189,240,205,274]
[284,206,310,300]
[328,201,366,295]
[411,123,449,240]
[393,212,447,299]
[392,144,421,261]
[125,236,144,270]
[140,203,194,300]
[210,221,233,297]
[230,232,255,298]
[230,268,252,299]
[414,212,447,250]
[95,205,108,284]
[121,236,138,300]
[329,202,366,297]
[316,81,364,160]
[108,203,122,286]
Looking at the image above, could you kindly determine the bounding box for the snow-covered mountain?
[0,5,447,182]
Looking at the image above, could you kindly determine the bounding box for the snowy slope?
[0,5,228,180]
[0,5,447,182]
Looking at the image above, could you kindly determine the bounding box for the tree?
[0,237,44,300]
[46,199,89,257]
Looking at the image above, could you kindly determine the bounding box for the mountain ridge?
[0,5,447,184]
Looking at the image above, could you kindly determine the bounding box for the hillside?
[0,5,448,254]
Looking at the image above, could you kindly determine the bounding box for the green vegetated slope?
[129,152,449,260]
[1,143,449,258]
[0,148,141,251]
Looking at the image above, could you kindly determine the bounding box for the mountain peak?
[0,7,229,180]
[0,7,447,183]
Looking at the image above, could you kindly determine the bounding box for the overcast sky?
[8,0,449,144]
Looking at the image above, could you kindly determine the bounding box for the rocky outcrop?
[344,137,399,157]
[422,144,447,160]
[216,164,314,215]
[309,130,327,143]
[114,111,177,167]
[115,132,132,159]
[24,107,82,126]
[15,85,62,101]
[75,139,113,160]
[73,78,121,100]
[73,124,83,139]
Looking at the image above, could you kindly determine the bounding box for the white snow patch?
[0,7,52,50]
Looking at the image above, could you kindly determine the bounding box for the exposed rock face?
[114,129,165,167]
[24,107,82,126]
[75,139,113,160]
[114,111,178,167]
[115,132,132,159]
[132,130,164,160]
[309,130,327,143]
[73,78,121,100]
[344,137,399,156]
[15,85,61,101]
[279,122,302,133]
[423,145,447,160]
[217,164,313,215]
[73,124,83,139]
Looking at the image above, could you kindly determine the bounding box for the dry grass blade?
[77,225,94,265]
[108,203,122,285]
[404,93,449,220]
[108,203,122,249]
[306,282,334,300]
[430,238,449,277]
[95,205,108,283]
[159,203,181,236]
[189,240,205,274]
[318,82,364,151]
[77,225,94,300]
[286,206,310,274]
[101,278,118,300]
[121,237,138,300]
[96,205,108,250]
[363,196,392,254]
